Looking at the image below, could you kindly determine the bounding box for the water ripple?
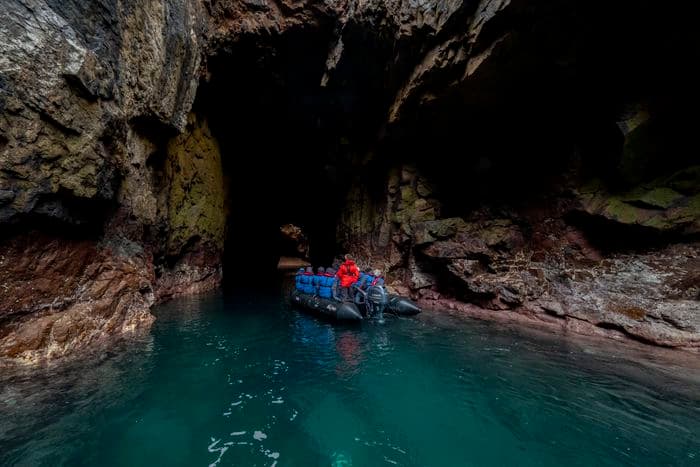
[1,292,699,467]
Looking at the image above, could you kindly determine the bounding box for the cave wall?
[338,161,700,349]
[335,0,700,349]
[1,0,699,362]
[156,114,226,301]
[0,0,344,363]
[0,0,261,364]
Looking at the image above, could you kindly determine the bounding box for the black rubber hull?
[386,294,422,316]
[291,291,421,320]
[291,291,363,321]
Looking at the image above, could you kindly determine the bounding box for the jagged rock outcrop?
[0,0,203,222]
[280,224,310,259]
[333,0,700,350]
[339,161,700,350]
[0,0,221,364]
[0,233,155,364]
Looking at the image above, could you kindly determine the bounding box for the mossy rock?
[421,217,468,238]
[623,187,683,209]
[602,198,644,224]
[412,206,436,222]
[665,165,700,195]
[579,182,700,233]
[390,210,406,225]
[667,193,700,233]
[400,185,418,207]
[416,176,434,197]
[412,223,436,245]
[579,160,700,232]
[610,305,647,321]
[401,165,417,184]
[387,168,401,195]
[478,226,515,247]
[450,218,515,245]
[165,115,226,255]
[411,198,436,222]
[339,182,380,236]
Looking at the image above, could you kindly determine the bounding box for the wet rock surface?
[0,233,155,365]
[339,162,700,350]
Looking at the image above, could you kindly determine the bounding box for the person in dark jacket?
[354,268,387,304]
[365,269,387,322]
[353,268,372,303]
[357,268,371,289]
[336,254,360,301]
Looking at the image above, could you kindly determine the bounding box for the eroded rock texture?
[0,0,214,363]
[339,165,700,349]
[331,0,700,350]
[0,233,155,364]
[1,0,699,361]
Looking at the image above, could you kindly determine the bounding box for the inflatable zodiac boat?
[290,290,421,322]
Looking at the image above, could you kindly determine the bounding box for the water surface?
[1,292,699,466]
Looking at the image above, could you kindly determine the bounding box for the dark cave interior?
[196,31,347,285]
[190,0,700,286]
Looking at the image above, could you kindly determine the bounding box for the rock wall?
[0,0,223,364]
[0,0,334,363]
[156,115,226,301]
[0,233,155,364]
[338,160,699,349]
[334,0,700,350]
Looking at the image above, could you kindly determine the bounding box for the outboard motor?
[366,285,387,323]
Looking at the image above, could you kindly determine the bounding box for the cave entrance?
[194,30,344,289]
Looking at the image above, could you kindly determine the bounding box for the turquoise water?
[1,291,699,466]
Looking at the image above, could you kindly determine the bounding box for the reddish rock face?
[155,248,223,303]
[0,233,155,364]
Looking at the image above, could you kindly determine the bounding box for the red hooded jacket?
[336,259,360,287]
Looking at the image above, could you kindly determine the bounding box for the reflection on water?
[1,292,699,466]
[0,336,155,466]
[335,333,363,378]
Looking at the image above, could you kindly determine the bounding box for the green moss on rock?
[603,198,643,224]
[339,181,380,237]
[421,217,468,238]
[387,168,401,195]
[416,176,434,197]
[165,115,226,256]
[611,305,647,321]
[578,178,700,233]
[624,187,683,209]
[400,185,418,207]
[666,165,700,195]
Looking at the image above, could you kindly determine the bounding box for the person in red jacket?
[335,254,360,301]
